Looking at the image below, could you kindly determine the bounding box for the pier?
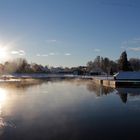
[94,78,140,88]
[94,72,140,88]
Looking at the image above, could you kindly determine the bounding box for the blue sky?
[0,0,140,67]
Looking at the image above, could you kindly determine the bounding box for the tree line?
[0,58,49,74]
[0,51,140,75]
[87,51,140,75]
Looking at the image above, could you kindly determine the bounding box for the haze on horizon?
[0,0,140,67]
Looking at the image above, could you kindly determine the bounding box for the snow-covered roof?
[114,72,140,80]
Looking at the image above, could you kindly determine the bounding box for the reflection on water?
[115,88,140,103]
[0,88,16,131]
[86,81,114,96]
[0,79,140,140]
[0,88,7,129]
[86,80,140,103]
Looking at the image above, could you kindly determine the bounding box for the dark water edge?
[0,79,140,140]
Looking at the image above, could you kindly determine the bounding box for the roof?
[114,72,140,80]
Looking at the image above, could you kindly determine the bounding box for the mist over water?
[0,79,140,140]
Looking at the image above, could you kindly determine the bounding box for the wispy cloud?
[19,53,25,56]
[128,47,140,51]
[45,39,57,43]
[36,52,72,57]
[19,50,25,55]
[11,51,19,54]
[36,54,48,57]
[42,54,48,57]
[36,52,60,57]
[93,48,101,52]
[19,50,25,53]
[65,53,71,56]
[133,38,140,41]
[49,52,55,55]
[121,38,140,50]
[11,50,26,56]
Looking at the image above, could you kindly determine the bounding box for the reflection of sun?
[0,88,7,128]
[0,88,7,103]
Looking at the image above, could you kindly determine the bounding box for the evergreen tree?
[110,67,113,75]
[118,51,132,71]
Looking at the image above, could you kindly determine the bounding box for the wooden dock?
[94,77,140,88]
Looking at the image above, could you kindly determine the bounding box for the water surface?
[0,79,140,140]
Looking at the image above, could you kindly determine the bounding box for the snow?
[0,73,94,79]
[0,73,114,81]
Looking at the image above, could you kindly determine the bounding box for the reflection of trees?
[0,79,46,91]
[0,78,83,92]
[2,79,140,104]
[58,79,115,97]
[116,88,140,103]
[119,93,127,103]
[59,79,115,97]
[86,81,114,96]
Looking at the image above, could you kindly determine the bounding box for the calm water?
[0,79,140,140]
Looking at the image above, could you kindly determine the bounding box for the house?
[114,72,140,80]
[50,67,64,74]
[88,67,104,76]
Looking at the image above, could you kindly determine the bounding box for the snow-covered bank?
[0,79,21,82]
[1,73,94,79]
[0,74,114,83]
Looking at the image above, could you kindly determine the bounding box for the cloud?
[121,46,126,49]
[65,53,71,56]
[49,52,55,55]
[19,50,25,55]
[36,52,59,57]
[37,52,68,57]
[19,50,25,53]
[42,54,48,57]
[36,54,48,57]
[121,38,140,50]
[93,48,101,52]
[45,39,56,43]
[11,50,26,56]
[11,51,19,54]
[128,47,140,51]
[19,53,25,56]
[133,38,140,41]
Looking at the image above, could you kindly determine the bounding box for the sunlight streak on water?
[0,88,16,129]
[0,88,7,103]
[0,88,7,129]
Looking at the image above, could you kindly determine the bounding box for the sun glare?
[0,47,7,60]
[0,88,7,103]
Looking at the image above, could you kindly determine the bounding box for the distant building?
[89,67,105,76]
[71,66,87,75]
[50,67,64,74]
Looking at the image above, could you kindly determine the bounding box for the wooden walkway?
[94,77,140,88]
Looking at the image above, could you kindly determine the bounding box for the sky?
[0,0,140,67]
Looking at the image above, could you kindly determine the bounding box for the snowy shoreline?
[0,73,114,82]
[0,73,93,80]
